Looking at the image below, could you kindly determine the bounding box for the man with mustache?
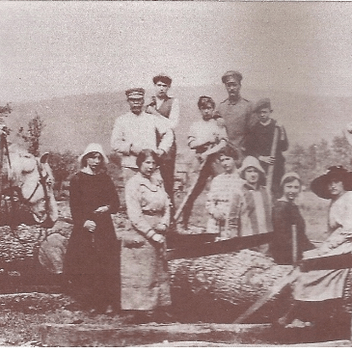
[111,88,173,187]
[217,71,257,162]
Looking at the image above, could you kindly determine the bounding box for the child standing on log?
[238,156,273,238]
[180,96,228,231]
[244,98,288,199]
[206,145,244,239]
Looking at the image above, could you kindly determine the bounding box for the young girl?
[270,172,313,265]
[206,145,244,238]
[238,156,273,238]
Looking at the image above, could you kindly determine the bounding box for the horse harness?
[0,138,53,245]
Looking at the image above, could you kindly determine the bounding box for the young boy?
[244,98,288,199]
[206,145,244,239]
[238,155,273,238]
[181,96,228,230]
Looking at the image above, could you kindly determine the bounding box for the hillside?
[4,85,352,157]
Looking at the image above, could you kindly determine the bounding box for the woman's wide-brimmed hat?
[78,143,109,166]
[310,166,352,199]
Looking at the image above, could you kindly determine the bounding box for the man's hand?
[130,144,142,156]
[146,105,158,115]
[258,155,275,165]
[212,209,225,220]
[93,205,109,214]
[83,220,96,233]
[156,148,165,157]
[216,117,226,128]
[152,233,165,244]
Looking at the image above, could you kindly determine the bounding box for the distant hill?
[4,85,352,157]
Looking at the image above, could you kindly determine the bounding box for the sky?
[1,1,352,103]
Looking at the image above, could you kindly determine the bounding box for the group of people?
[62,70,352,327]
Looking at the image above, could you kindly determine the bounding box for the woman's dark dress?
[64,171,120,309]
[271,200,313,265]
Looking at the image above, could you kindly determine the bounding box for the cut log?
[169,249,293,322]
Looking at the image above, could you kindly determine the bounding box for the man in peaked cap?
[145,74,179,207]
[216,70,257,162]
[111,87,173,188]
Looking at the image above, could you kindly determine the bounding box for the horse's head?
[7,148,58,227]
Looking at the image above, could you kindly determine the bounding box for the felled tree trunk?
[168,250,293,323]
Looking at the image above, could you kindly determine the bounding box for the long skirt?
[120,225,171,311]
[293,235,352,302]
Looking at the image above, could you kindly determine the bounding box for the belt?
[143,209,164,216]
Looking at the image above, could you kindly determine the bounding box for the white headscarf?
[78,143,109,167]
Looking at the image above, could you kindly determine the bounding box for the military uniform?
[217,97,255,160]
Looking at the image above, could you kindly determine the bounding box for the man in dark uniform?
[217,70,256,162]
[146,74,179,213]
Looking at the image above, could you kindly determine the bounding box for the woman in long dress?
[271,172,314,265]
[64,143,121,314]
[282,166,352,327]
[122,149,171,322]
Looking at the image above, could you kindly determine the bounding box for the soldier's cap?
[221,70,243,84]
[254,98,273,113]
[125,88,145,99]
[153,74,172,86]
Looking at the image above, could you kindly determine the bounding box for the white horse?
[1,145,58,227]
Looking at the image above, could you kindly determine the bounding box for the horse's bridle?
[0,138,54,246]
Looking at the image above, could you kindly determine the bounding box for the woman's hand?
[94,205,110,214]
[151,233,165,244]
[211,209,225,220]
[154,223,168,233]
[83,220,96,233]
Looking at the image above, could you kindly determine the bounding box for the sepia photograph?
[0,0,352,347]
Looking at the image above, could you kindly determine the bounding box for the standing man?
[111,88,173,185]
[146,74,179,206]
[217,70,256,162]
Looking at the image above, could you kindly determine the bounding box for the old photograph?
[0,0,351,347]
